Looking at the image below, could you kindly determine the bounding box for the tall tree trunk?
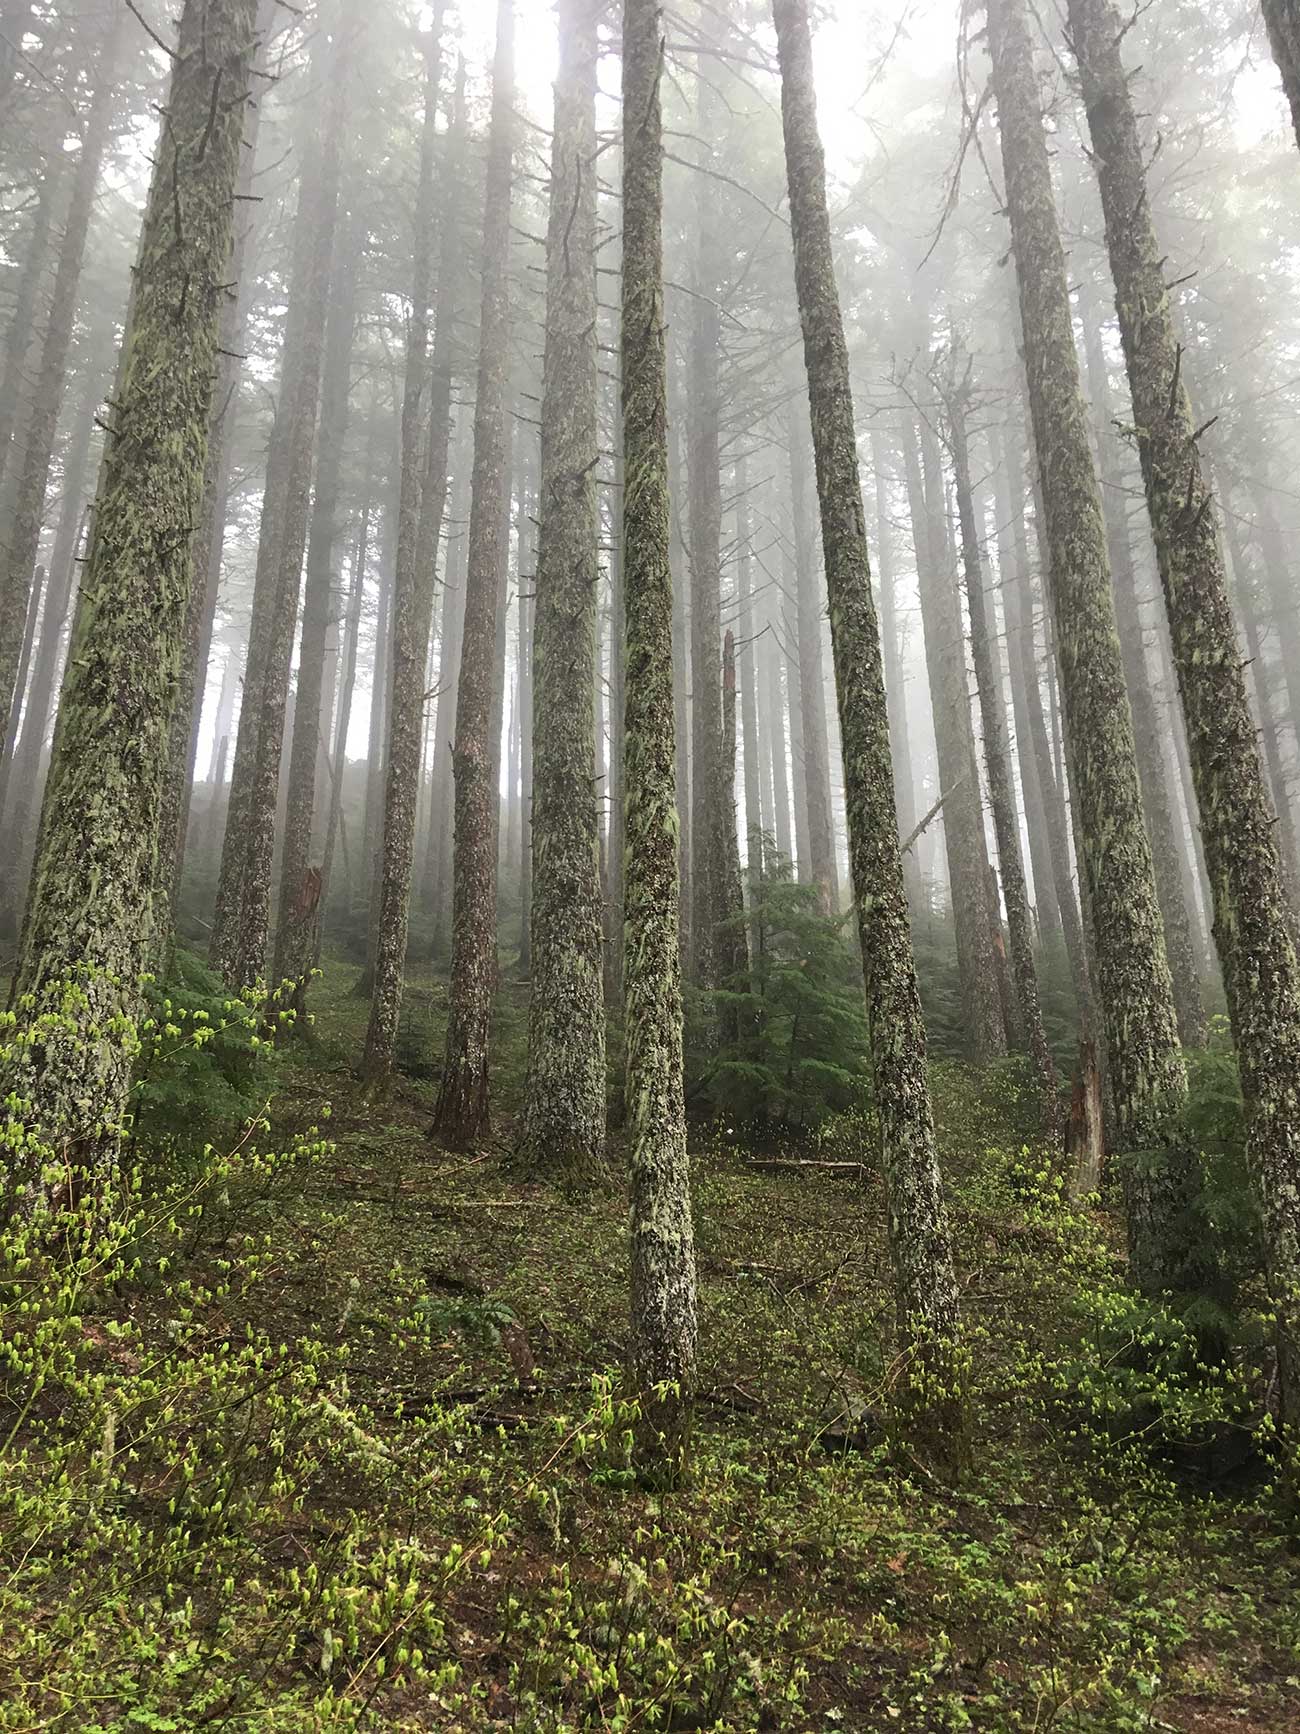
[211,15,345,991]
[945,365,1058,1122]
[987,0,1200,1298]
[1071,0,1300,1439]
[155,0,275,947]
[764,618,793,866]
[0,8,125,767]
[621,0,697,1483]
[605,386,626,1005]
[365,35,467,1077]
[989,420,1060,942]
[432,0,515,1144]
[686,75,726,991]
[789,407,838,913]
[773,0,962,1466]
[901,411,1005,1059]
[736,454,764,875]
[869,427,921,912]
[274,199,363,996]
[425,418,471,951]
[1262,0,1300,152]
[321,498,369,922]
[1077,284,1208,1046]
[669,414,691,971]
[2,0,260,1168]
[518,0,605,1182]
[0,110,63,495]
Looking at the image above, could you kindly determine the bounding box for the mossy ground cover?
[2,955,1298,1730]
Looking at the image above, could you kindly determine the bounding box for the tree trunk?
[518,0,605,1182]
[2,0,260,1170]
[432,0,515,1144]
[902,411,1005,1059]
[989,424,1060,943]
[945,365,1058,1123]
[211,15,345,991]
[1262,0,1300,152]
[1072,0,1300,1438]
[274,199,363,998]
[686,77,727,993]
[361,19,468,1081]
[869,427,922,913]
[1077,284,1208,1046]
[0,8,124,768]
[773,0,962,1467]
[154,0,275,950]
[621,0,698,1483]
[987,0,1200,1298]
[789,407,839,913]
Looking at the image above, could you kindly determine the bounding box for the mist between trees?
[4,0,1300,1727]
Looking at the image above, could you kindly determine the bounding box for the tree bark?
[945,364,1058,1123]
[274,198,363,997]
[2,0,260,1170]
[1077,283,1208,1046]
[1262,0,1300,152]
[210,14,345,991]
[773,0,962,1466]
[0,8,124,767]
[901,410,1006,1059]
[432,0,515,1144]
[155,0,275,949]
[518,0,606,1182]
[987,0,1200,1298]
[621,0,698,1482]
[869,427,922,913]
[989,421,1061,942]
[789,407,839,913]
[1072,0,1300,1436]
[362,26,472,1083]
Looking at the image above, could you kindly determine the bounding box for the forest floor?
[4,953,1300,1731]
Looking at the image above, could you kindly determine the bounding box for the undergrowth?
[0,962,1296,1730]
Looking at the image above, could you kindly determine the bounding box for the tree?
[1070,0,1300,1460]
[0,7,127,787]
[517,0,606,1185]
[772,0,963,1465]
[361,10,452,1085]
[942,355,1058,1123]
[1262,0,1300,151]
[621,0,699,1481]
[2,0,260,1172]
[209,8,346,993]
[432,0,515,1145]
[985,0,1203,1299]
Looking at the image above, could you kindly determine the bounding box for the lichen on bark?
[1070,0,1300,1453]
[621,0,699,1482]
[772,0,964,1467]
[3,0,261,1174]
[986,0,1202,1298]
[517,0,607,1187]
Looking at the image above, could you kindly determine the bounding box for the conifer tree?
[3,0,260,1171]
[986,0,1203,1298]
[362,10,452,1084]
[622,0,698,1480]
[1070,0,1300,1452]
[772,0,963,1464]
[518,0,606,1183]
[433,0,515,1143]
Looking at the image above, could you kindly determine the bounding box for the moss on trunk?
[3,0,260,1173]
[772,0,963,1469]
[621,0,699,1482]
